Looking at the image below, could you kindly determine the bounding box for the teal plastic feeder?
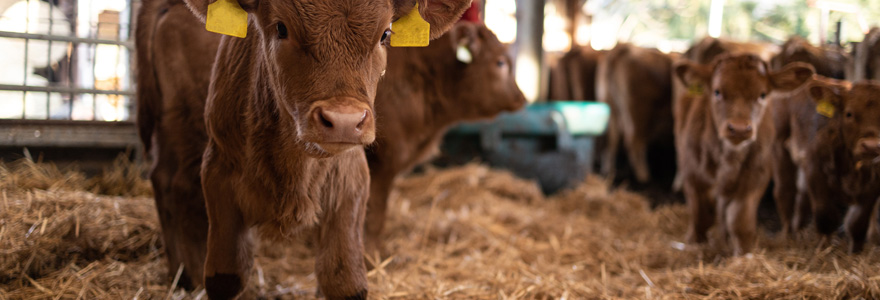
[439,101,610,194]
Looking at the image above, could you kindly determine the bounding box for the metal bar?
[92,43,97,120]
[47,0,54,120]
[21,37,27,119]
[0,120,139,148]
[515,0,545,102]
[22,45,29,114]
[0,30,134,48]
[68,46,74,120]
[0,84,134,96]
[92,92,97,121]
[69,0,77,120]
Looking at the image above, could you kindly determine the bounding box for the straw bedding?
[1,159,878,299]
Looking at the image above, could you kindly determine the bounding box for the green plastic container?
[439,101,610,194]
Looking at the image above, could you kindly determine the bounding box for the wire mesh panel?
[0,0,134,122]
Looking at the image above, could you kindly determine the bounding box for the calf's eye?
[846,111,853,118]
[760,93,766,99]
[380,29,391,44]
[277,22,288,39]
[714,89,721,98]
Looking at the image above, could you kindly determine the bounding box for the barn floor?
[1,159,879,299]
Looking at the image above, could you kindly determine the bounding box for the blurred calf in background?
[595,43,675,184]
[852,27,880,81]
[771,78,880,253]
[365,21,525,257]
[675,54,813,255]
[769,36,850,236]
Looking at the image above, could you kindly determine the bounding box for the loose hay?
[1,161,878,299]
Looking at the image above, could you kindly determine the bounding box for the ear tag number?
[390,3,429,47]
[816,99,834,118]
[206,0,247,38]
[456,43,472,64]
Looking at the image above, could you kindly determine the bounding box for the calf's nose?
[860,138,880,156]
[726,121,753,137]
[310,101,374,144]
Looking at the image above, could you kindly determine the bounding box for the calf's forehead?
[847,84,880,115]
[712,62,769,94]
[268,0,393,61]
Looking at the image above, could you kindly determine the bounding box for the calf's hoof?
[685,230,707,244]
[205,273,244,300]
[322,289,367,300]
[176,270,196,291]
[341,289,368,300]
[849,240,866,254]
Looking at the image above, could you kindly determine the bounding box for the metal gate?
[0,0,138,150]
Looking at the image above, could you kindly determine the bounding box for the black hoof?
[205,273,243,300]
[849,240,866,254]
[343,290,368,300]
[176,269,195,291]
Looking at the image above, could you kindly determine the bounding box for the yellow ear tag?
[816,99,835,118]
[688,83,703,96]
[390,3,429,47]
[206,0,247,38]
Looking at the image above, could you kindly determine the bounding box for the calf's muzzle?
[858,137,880,158]
[724,120,753,144]
[308,98,375,147]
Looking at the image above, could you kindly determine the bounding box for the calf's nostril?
[355,111,368,130]
[318,110,334,128]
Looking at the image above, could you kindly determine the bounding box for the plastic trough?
[439,101,610,194]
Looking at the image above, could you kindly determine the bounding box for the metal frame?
[0,30,134,47]
[0,0,139,150]
[0,119,138,148]
[0,0,136,122]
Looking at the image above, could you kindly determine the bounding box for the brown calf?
[767,37,849,237]
[674,55,813,255]
[137,0,471,298]
[670,38,780,190]
[675,38,779,132]
[363,22,525,256]
[770,36,850,80]
[773,78,880,253]
[853,27,880,81]
[684,36,779,65]
[595,43,674,183]
[135,0,219,289]
[548,45,604,101]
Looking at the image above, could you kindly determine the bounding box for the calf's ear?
[770,62,815,92]
[448,23,480,57]
[182,0,258,23]
[394,0,473,39]
[674,61,711,92]
[808,80,847,108]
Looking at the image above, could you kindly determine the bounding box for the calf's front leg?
[806,167,843,237]
[202,154,253,300]
[722,195,760,255]
[844,195,878,254]
[316,191,369,299]
[364,170,394,261]
[771,143,797,237]
[792,172,812,232]
[684,177,714,244]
